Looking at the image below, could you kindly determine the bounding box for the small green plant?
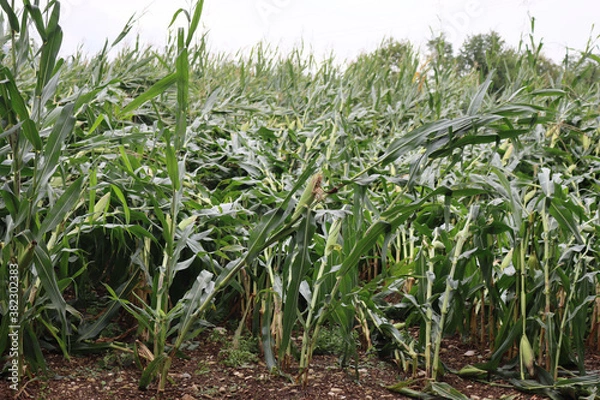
[194,361,210,375]
[219,348,259,368]
[98,351,135,370]
[208,327,228,344]
[218,334,259,367]
[314,325,358,356]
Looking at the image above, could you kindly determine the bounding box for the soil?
[0,330,567,400]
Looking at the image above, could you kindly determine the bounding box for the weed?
[208,327,228,344]
[314,325,359,356]
[194,361,211,375]
[219,348,259,367]
[218,334,259,367]
[98,352,135,370]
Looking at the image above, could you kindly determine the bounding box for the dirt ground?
[1,329,569,400]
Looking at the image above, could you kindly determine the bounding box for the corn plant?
[0,0,82,373]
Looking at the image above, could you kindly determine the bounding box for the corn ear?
[325,218,342,256]
[499,248,514,270]
[523,188,537,206]
[292,173,322,221]
[432,240,445,250]
[527,253,540,270]
[457,365,488,379]
[520,334,535,377]
[18,240,37,270]
[502,143,514,164]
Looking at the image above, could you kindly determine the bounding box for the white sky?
[58,0,599,62]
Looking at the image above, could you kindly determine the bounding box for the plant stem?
[519,239,527,380]
[432,206,473,381]
[541,207,552,372]
[554,250,582,380]
[425,239,435,378]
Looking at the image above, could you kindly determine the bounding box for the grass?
[219,334,260,368]
[194,361,210,376]
[219,348,259,368]
[0,1,599,398]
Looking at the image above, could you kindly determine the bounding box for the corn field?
[1,1,599,398]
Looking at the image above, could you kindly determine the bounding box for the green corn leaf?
[0,187,19,216]
[380,116,479,167]
[87,114,106,135]
[430,382,470,400]
[111,184,131,224]
[338,220,391,277]
[245,162,317,261]
[37,24,63,96]
[38,176,83,238]
[175,28,189,146]
[0,0,19,32]
[39,69,63,113]
[0,66,42,150]
[23,1,47,41]
[549,200,584,244]
[111,14,136,47]
[41,102,75,167]
[169,8,189,28]
[280,210,317,357]
[467,73,492,115]
[388,386,437,399]
[119,73,177,116]
[118,145,134,175]
[77,270,141,341]
[139,353,167,389]
[529,89,566,97]
[87,166,96,218]
[186,0,205,47]
[33,242,68,337]
[176,270,215,339]
[73,80,118,111]
[47,0,60,34]
[261,297,278,371]
[24,324,47,372]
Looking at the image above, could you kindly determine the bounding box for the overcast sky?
[58,0,599,62]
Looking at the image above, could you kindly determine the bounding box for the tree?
[372,38,416,67]
[427,34,454,70]
[456,31,524,92]
[457,31,505,76]
[564,54,600,90]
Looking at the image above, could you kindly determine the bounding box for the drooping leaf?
[430,382,470,400]
[38,176,83,238]
[38,103,76,186]
[280,210,317,356]
[119,73,178,116]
